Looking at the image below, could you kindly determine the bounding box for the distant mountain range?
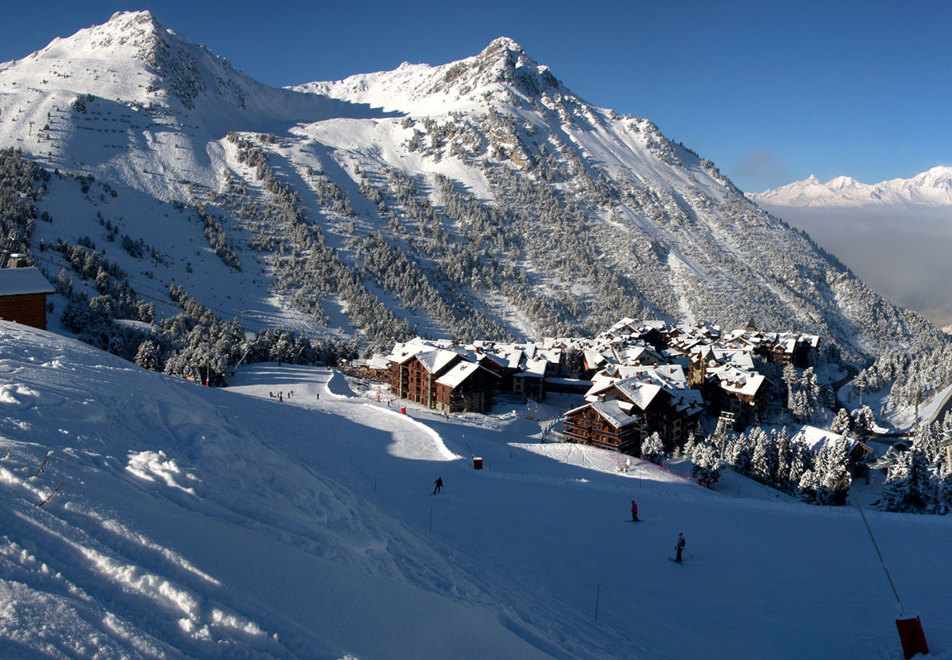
[0,11,944,361]
[751,168,952,330]
[750,167,952,207]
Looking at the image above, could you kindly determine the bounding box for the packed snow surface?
[0,322,950,658]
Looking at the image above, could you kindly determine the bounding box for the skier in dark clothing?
[631,499,639,522]
[675,532,686,562]
[433,477,443,494]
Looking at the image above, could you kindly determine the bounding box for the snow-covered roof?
[668,388,704,414]
[584,348,609,370]
[477,352,509,370]
[690,343,756,370]
[614,380,664,411]
[0,267,54,297]
[416,349,460,375]
[708,364,765,397]
[519,356,548,377]
[385,337,438,364]
[791,426,856,452]
[589,399,641,430]
[435,361,497,389]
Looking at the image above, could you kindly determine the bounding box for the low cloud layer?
[759,204,952,329]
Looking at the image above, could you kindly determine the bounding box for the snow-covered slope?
[751,167,952,208]
[2,321,951,658]
[0,12,944,363]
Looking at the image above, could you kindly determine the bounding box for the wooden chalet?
[387,343,503,414]
[389,348,462,409]
[701,365,769,430]
[562,399,642,453]
[764,333,818,368]
[0,265,54,331]
[434,361,500,413]
[345,353,391,381]
[512,354,553,402]
[563,375,702,455]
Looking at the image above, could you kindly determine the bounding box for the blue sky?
[2,0,949,192]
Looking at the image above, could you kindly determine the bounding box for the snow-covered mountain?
[0,11,945,362]
[751,167,952,208]
[2,320,950,659]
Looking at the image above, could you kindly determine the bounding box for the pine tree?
[788,438,811,493]
[913,422,941,464]
[641,432,665,464]
[729,432,753,476]
[750,427,774,483]
[776,426,791,490]
[851,405,876,434]
[798,469,819,504]
[831,408,851,436]
[818,437,852,505]
[933,465,952,515]
[879,449,935,514]
[691,442,721,487]
[134,339,161,371]
[682,432,698,461]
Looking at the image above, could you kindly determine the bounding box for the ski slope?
[0,322,949,659]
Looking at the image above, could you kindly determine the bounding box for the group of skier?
[432,487,686,562]
[631,499,686,562]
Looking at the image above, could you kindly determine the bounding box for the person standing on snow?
[433,477,443,495]
[675,532,686,562]
[631,499,639,522]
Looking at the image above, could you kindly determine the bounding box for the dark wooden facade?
[700,379,769,430]
[513,373,544,401]
[562,404,641,454]
[389,353,461,409]
[0,292,49,330]
[563,386,700,456]
[390,352,502,414]
[434,367,498,414]
[0,267,54,331]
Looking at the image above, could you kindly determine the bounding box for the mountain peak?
[826,175,858,190]
[34,9,171,61]
[106,9,163,31]
[471,36,561,100]
[480,36,527,58]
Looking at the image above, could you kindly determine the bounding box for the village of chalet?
[350,319,869,489]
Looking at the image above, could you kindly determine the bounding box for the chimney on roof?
[5,253,31,268]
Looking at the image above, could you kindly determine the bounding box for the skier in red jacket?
[631,499,639,522]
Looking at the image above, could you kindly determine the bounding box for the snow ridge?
[751,166,952,207]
